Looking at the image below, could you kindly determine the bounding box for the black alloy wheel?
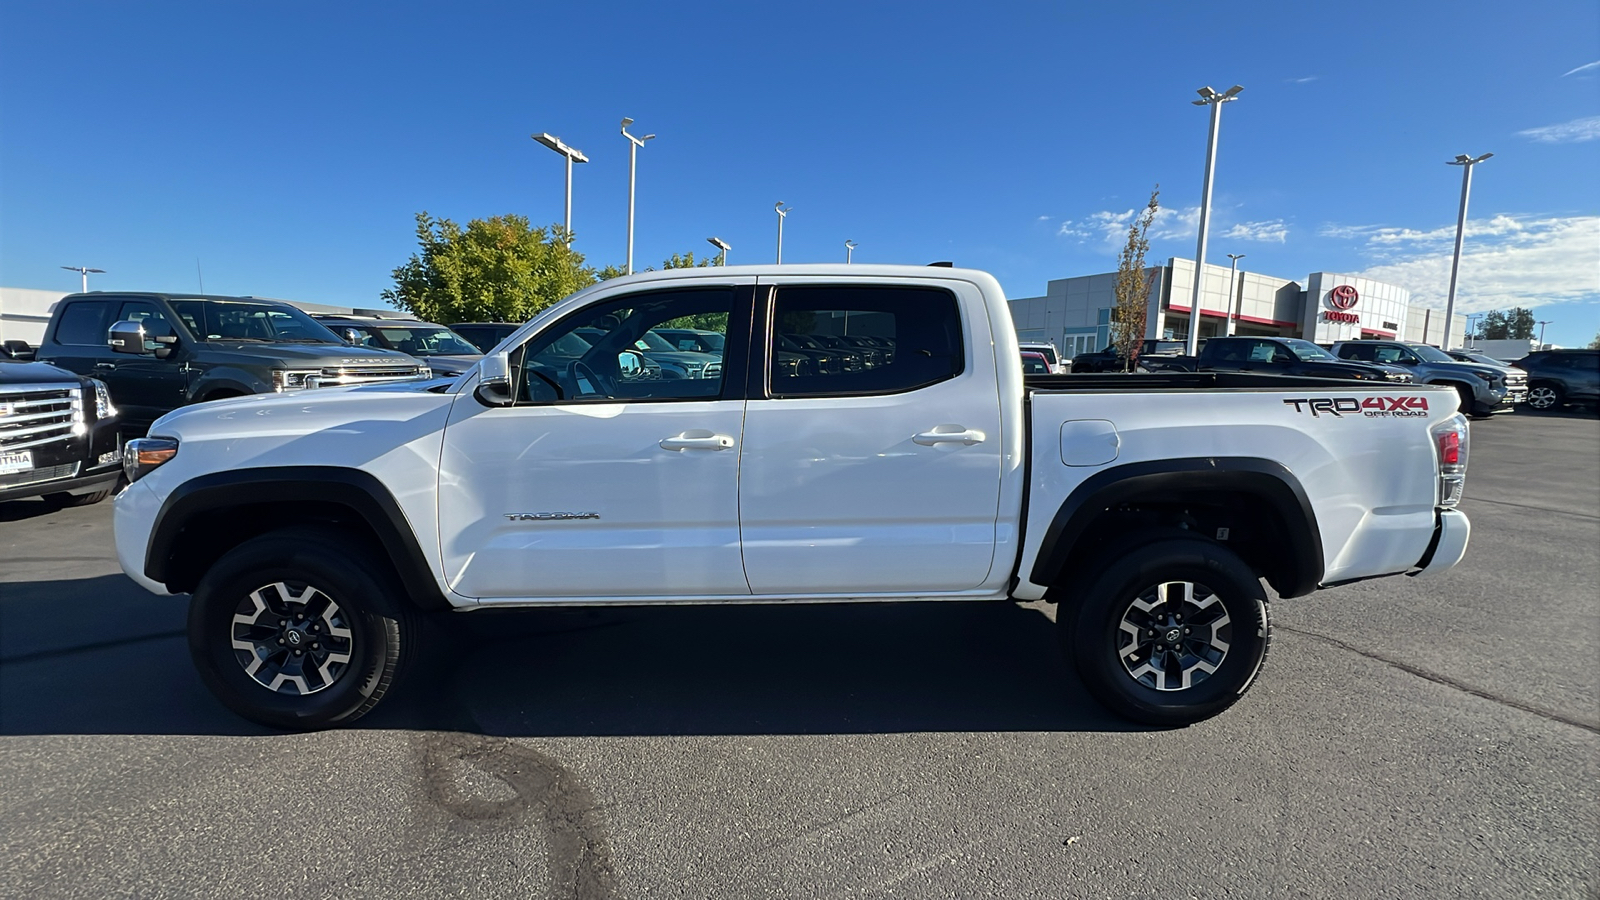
[1062,538,1270,727]
[188,527,418,729]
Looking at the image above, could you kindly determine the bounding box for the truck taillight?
[1429,415,1469,508]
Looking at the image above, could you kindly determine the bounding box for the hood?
[1304,358,1404,378]
[416,354,480,377]
[0,359,86,386]
[1424,360,1502,382]
[198,341,418,366]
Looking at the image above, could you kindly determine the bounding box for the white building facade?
[1010,258,1465,357]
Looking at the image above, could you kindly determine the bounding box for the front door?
[738,279,1004,595]
[438,283,754,600]
[104,300,191,429]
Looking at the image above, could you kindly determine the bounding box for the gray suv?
[1331,340,1524,417]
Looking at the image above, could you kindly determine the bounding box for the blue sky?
[3,0,1597,347]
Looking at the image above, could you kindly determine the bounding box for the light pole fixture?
[707,236,730,266]
[1465,312,1484,348]
[1443,152,1493,350]
[1224,253,1246,336]
[532,132,589,246]
[1537,320,1552,347]
[774,202,792,264]
[621,117,656,275]
[845,240,857,264]
[61,266,105,293]
[1184,83,1243,357]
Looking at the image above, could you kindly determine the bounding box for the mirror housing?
[618,349,644,379]
[473,351,514,407]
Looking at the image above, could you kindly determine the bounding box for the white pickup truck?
[113,265,1472,729]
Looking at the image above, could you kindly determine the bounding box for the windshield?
[1284,339,1338,362]
[172,300,342,344]
[353,325,479,356]
[1409,344,1455,363]
[633,331,676,352]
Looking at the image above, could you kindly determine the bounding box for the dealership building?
[1009,258,1465,360]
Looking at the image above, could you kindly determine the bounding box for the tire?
[1454,384,1483,418]
[188,527,418,729]
[41,488,112,508]
[1525,383,1563,412]
[1061,538,1270,727]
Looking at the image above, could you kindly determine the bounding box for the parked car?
[575,327,721,380]
[787,332,868,372]
[313,315,482,378]
[1,358,122,507]
[1146,337,1414,384]
[36,293,431,434]
[1332,340,1523,417]
[1071,340,1188,373]
[1019,351,1054,375]
[448,322,521,354]
[114,264,1469,731]
[1512,349,1599,412]
[1018,341,1067,374]
[657,327,816,377]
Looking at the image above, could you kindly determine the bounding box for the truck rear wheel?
[1063,538,1270,726]
[188,528,417,729]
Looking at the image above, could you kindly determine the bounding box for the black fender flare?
[146,466,450,610]
[188,371,264,403]
[1028,457,1325,598]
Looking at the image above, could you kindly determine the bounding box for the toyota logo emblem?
[1329,285,1359,310]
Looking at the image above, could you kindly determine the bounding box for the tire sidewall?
[1070,539,1269,726]
[188,533,400,729]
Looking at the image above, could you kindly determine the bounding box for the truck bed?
[1023,371,1393,392]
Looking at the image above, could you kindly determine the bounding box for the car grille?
[318,365,428,386]
[1504,372,1526,389]
[0,462,80,489]
[0,384,83,451]
[1384,372,1414,383]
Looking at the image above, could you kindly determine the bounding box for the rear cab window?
[766,285,964,398]
[51,300,116,346]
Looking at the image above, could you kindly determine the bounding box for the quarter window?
[768,286,964,397]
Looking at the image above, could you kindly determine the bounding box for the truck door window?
[768,285,963,398]
[1247,342,1276,362]
[510,287,733,405]
[114,302,178,351]
[52,301,114,346]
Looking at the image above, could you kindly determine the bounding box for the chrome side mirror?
[474,351,514,407]
[108,320,154,356]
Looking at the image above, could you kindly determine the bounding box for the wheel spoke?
[1117,579,1232,692]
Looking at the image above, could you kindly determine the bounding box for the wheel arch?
[1030,457,1325,600]
[146,466,450,610]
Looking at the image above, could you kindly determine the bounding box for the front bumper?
[114,478,174,595]
[1408,508,1471,578]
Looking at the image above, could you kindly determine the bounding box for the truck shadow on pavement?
[0,574,1145,737]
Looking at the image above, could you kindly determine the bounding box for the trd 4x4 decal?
[1284,396,1430,418]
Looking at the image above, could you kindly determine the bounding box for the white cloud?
[1561,60,1600,77]
[1222,220,1289,243]
[1287,76,1318,84]
[1037,215,1051,221]
[1326,214,1599,313]
[1057,205,1201,244]
[1518,116,1600,144]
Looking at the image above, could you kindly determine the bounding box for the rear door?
[737,278,1004,595]
[39,298,118,380]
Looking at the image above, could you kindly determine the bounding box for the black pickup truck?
[1138,336,1413,383]
[1,359,122,507]
[36,293,430,434]
[1069,340,1189,373]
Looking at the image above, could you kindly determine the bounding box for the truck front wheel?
[188,528,417,729]
[1063,538,1270,726]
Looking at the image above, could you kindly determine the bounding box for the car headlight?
[90,378,116,419]
[123,437,178,484]
[271,369,322,392]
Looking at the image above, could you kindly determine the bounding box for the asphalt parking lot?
[2,409,1596,899]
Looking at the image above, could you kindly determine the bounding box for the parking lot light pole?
[1537,320,1551,348]
[775,202,792,264]
[532,133,589,247]
[1224,253,1246,336]
[845,240,857,264]
[1465,313,1483,349]
[621,118,656,275]
[707,236,730,266]
[61,266,105,293]
[1444,153,1492,351]
[1185,84,1242,357]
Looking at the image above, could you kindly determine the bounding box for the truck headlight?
[90,378,116,419]
[271,369,322,392]
[123,437,179,484]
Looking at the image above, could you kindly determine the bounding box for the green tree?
[1110,187,1160,371]
[1475,307,1536,340]
[1588,330,1599,350]
[661,251,715,269]
[383,213,597,324]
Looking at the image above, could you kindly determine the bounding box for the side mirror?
[618,349,644,379]
[473,351,514,407]
[1,340,34,361]
[108,320,156,356]
[343,328,365,345]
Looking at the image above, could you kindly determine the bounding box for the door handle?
[94,362,116,369]
[660,432,735,451]
[913,427,986,446]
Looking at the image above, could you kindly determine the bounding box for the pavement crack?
[0,629,186,665]
[1277,623,1599,735]
[1461,496,1600,520]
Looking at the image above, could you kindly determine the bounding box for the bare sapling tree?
[1111,187,1160,372]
